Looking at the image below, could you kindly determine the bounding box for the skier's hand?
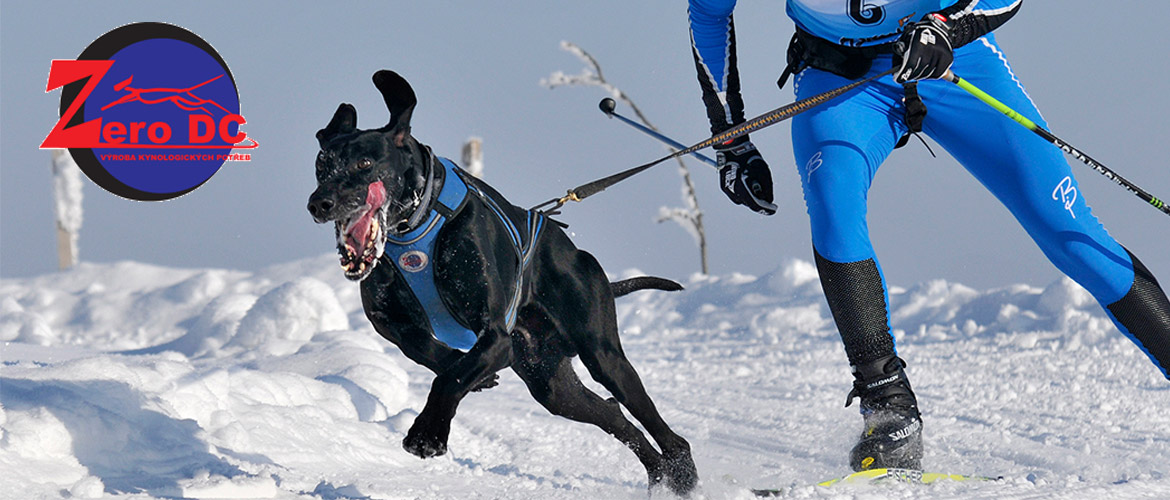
[894,13,954,83]
[715,137,777,216]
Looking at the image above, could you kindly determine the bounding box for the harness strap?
[385,156,546,352]
[385,157,475,351]
[459,166,546,332]
[895,81,930,150]
[776,33,806,98]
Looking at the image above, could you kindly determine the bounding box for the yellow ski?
[817,468,997,486]
[752,468,1000,496]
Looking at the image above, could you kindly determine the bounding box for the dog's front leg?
[368,311,501,389]
[403,328,513,458]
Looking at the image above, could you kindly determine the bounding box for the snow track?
[2,256,1166,499]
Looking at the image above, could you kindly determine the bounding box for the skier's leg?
[1106,252,1170,379]
[792,66,924,470]
[919,35,1170,379]
[793,67,901,366]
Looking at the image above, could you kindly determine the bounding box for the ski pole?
[533,68,896,213]
[598,98,717,167]
[942,70,1170,217]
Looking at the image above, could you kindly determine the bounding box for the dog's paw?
[470,373,499,392]
[662,448,699,496]
[403,429,448,458]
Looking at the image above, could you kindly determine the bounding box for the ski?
[751,468,1001,496]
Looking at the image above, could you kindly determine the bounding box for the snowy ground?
[2,255,1167,499]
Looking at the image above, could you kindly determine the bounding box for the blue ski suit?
[689,0,1170,379]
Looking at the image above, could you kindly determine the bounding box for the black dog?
[307,70,698,495]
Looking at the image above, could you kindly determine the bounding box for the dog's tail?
[610,276,684,297]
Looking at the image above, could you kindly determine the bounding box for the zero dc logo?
[40,22,257,201]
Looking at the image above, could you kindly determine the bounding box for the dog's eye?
[357,158,373,169]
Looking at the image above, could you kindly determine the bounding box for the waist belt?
[777,28,925,147]
[777,28,897,90]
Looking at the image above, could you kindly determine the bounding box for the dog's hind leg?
[524,234,698,494]
[559,269,698,495]
[576,340,699,495]
[510,347,669,490]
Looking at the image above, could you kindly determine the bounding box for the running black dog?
[307,70,697,495]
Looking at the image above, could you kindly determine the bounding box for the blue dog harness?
[383,157,545,351]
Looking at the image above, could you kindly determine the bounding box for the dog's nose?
[307,196,335,223]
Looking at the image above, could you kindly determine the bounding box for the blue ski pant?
[790,35,1163,376]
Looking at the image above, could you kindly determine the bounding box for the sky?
[3,1,1168,291]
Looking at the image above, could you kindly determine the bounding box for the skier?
[687,0,1170,472]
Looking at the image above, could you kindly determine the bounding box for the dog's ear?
[372,70,416,147]
[317,103,357,148]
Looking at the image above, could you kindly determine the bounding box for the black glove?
[715,137,777,215]
[894,13,954,83]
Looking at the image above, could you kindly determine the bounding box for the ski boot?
[846,355,923,471]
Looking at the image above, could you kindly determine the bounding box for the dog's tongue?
[365,180,386,208]
[348,181,386,245]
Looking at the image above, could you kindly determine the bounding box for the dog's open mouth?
[337,181,388,280]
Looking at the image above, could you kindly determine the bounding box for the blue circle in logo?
[85,38,238,194]
[87,38,239,194]
[59,22,249,201]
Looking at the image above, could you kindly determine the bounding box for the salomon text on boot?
[846,355,923,471]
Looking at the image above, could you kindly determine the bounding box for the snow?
[1,256,1167,500]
